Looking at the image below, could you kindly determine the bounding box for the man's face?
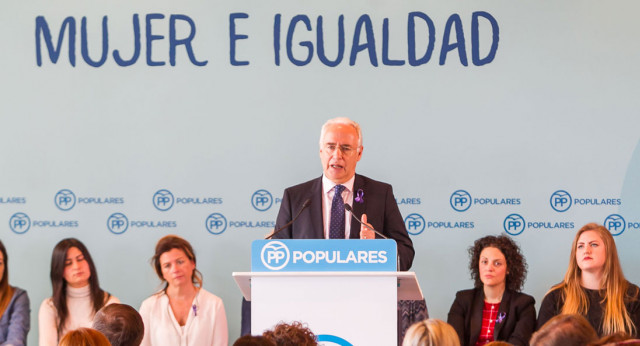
[319,123,362,184]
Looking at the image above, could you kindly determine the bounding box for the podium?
[233,239,423,345]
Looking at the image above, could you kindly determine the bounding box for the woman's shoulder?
[453,287,481,301]
[104,291,120,305]
[506,289,536,305]
[38,296,55,315]
[198,288,223,304]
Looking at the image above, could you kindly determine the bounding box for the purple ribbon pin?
[496,312,506,323]
[355,189,364,203]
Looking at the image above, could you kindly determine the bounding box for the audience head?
[468,234,527,292]
[151,235,202,289]
[566,223,623,286]
[530,314,598,346]
[262,321,317,346]
[233,335,276,346]
[59,327,111,346]
[402,319,460,346]
[92,303,144,346]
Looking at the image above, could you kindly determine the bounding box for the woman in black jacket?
[447,235,536,346]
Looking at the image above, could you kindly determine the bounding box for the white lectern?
[233,239,423,345]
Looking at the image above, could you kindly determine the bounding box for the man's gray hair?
[319,117,363,148]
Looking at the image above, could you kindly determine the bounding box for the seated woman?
[448,235,536,346]
[537,223,640,337]
[39,238,119,346]
[0,240,30,345]
[139,235,228,346]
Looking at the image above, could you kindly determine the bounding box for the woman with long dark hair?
[38,238,119,346]
[537,223,640,337]
[139,235,228,346]
[0,240,30,345]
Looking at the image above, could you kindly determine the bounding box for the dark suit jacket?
[447,288,536,346]
[272,174,415,271]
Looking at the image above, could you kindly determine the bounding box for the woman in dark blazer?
[447,235,536,346]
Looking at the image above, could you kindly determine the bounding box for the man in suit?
[241,117,416,336]
[271,117,414,270]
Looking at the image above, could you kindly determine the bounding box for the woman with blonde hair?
[403,319,460,346]
[537,223,640,336]
[139,235,228,345]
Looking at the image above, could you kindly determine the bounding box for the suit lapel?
[494,289,511,339]
[309,177,325,239]
[349,174,366,239]
[469,288,484,346]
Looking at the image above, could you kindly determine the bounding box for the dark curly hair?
[262,321,317,346]
[468,234,527,291]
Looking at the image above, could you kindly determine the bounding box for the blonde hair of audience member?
[402,319,460,346]
[548,223,637,335]
[58,327,111,346]
[531,314,598,346]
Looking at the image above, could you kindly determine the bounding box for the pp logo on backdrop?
[261,241,290,270]
[404,213,426,235]
[55,189,76,211]
[550,190,572,212]
[252,190,273,211]
[205,213,227,235]
[9,213,31,234]
[604,214,626,236]
[450,190,472,212]
[153,189,174,211]
[504,214,526,236]
[107,213,129,234]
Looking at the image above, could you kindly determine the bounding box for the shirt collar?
[322,174,355,194]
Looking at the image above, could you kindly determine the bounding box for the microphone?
[344,204,388,239]
[265,199,312,239]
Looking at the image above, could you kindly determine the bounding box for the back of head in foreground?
[530,314,598,346]
[92,303,144,346]
[402,319,461,346]
[262,321,317,346]
[59,327,111,346]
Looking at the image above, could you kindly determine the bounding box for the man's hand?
[359,214,375,239]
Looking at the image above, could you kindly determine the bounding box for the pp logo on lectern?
[205,213,227,235]
[504,214,526,236]
[55,189,76,211]
[9,213,31,234]
[404,213,426,235]
[153,189,175,211]
[251,190,273,211]
[261,241,290,270]
[107,213,129,234]
[604,214,626,236]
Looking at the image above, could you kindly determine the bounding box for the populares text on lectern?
[233,239,423,345]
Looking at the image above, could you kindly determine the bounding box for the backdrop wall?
[2,1,640,344]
